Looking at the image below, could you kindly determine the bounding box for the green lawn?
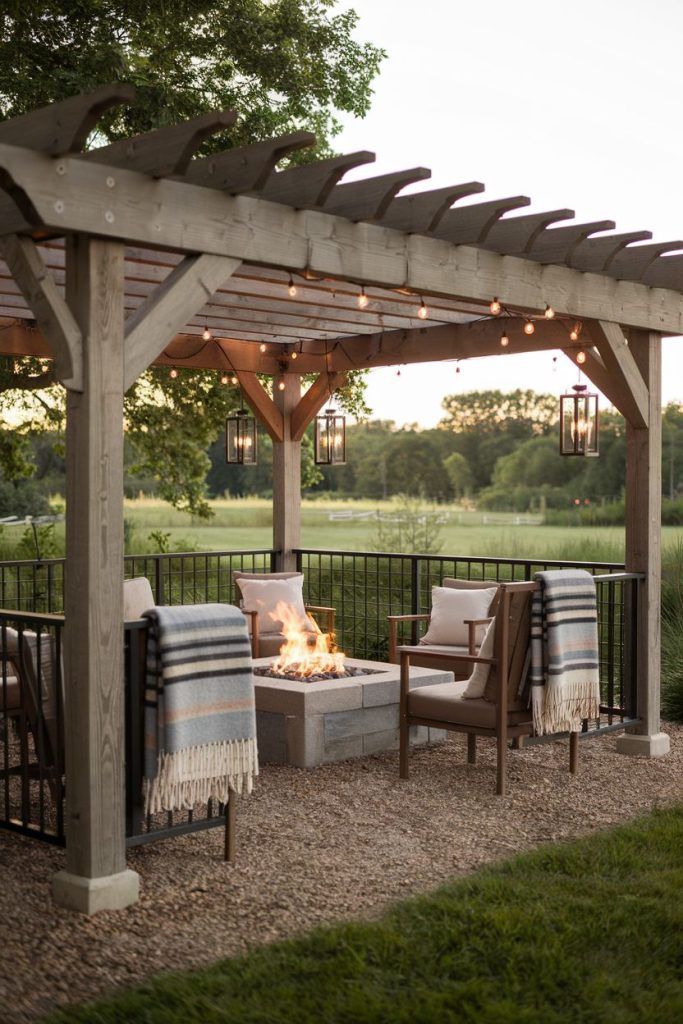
[45,807,683,1024]
[120,497,683,563]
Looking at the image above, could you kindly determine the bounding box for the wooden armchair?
[232,570,335,659]
[388,578,501,674]
[398,580,579,795]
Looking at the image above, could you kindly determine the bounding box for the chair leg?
[512,736,524,750]
[467,733,477,764]
[399,654,409,779]
[496,731,507,795]
[569,731,579,774]
[224,791,237,863]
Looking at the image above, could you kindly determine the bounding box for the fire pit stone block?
[253,656,452,767]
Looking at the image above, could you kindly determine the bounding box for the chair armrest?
[463,616,494,655]
[242,609,260,659]
[387,614,430,663]
[305,604,336,635]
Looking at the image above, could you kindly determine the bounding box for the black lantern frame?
[315,406,346,465]
[225,407,258,465]
[560,384,599,457]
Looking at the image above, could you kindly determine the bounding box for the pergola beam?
[234,370,284,442]
[585,320,649,429]
[1,141,682,332]
[0,234,82,390]
[290,371,347,442]
[123,253,241,391]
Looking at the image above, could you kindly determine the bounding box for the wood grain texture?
[235,370,284,442]
[185,132,315,192]
[588,319,649,429]
[0,84,134,154]
[63,235,128,880]
[260,152,375,207]
[123,253,240,389]
[323,168,431,220]
[624,330,662,736]
[378,183,484,233]
[0,234,82,389]
[290,371,347,441]
[272,374,301,571]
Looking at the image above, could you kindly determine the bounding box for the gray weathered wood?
[1,143,683,332]
[272,374,301,570]
[0,234,83,390]
[608,241,683,281]
[378,183,485,233]
[587,320,649,429]
[641,253,683,290]
[123,253,241,389]
[184,131,315,192]
[569,231,653,272]
[290,371,347,441]
[235,370,284,442]
[85,110,237,176]
[431,196,530,244]
[0,83,135,154]
[527,221,617,263]
[478,209,575,254]
[260,151,376,207]
[323,168,432,220]
[62,235,129,883]
[623,330,662,739]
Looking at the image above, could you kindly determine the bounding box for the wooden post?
[52,236,140,913]
[272,374,301,571]
[616,330,670,759]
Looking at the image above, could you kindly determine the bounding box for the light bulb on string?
[277,376,286,391]
[287,276,297,298]
[259,342,267,353]
[169,367,178,379]
[220,374,229,385]
[523,320,535,336]
[489,297,501,315]
[417,297,428,320]
[358,286,369,309]
[202,326,212,342]
[291,350,298,360]
[500,330,509,348]
[569,323,581,342]
[576,350,587,365]
[544,304,555,319]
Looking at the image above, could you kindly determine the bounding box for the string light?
[358,286,369,309]
[202,326,212,342]
[169,367,178,379]
[277,376,286,391]
[569,323,581,342]
[500,330,509,348]
[291,350,298,360]
[231,374,238,385]
[489,297,501,315]
[544,304,555,319]
[220,374,229,385]
[523,320,535,336]
[576,350,587,365]
[417,297,428,320]
[259,342,267,353]
[287,276,297,298]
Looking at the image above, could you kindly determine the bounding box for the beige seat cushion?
[408,681,531,729]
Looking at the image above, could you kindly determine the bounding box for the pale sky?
[336,0,683,427]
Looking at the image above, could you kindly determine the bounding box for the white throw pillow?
[237,576,311,634]
[419,586,497,647]
[461,618,496,699]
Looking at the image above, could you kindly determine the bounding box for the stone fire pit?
[252,655,452,767]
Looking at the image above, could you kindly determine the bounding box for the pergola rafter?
[0,87,674,915]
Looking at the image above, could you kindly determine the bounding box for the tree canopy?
[0,1,383,516]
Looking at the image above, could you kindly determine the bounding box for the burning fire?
[270,601,346,678]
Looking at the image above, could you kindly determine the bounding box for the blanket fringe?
[144,737,259,816]
[532,681,600,736]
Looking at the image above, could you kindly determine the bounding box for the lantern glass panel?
[315,411,346,464]
[560,391,599,456]
[225,413,257,465]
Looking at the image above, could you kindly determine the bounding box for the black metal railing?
[296,548,640,729]
[0,548,276,613]
[0,546,642,847]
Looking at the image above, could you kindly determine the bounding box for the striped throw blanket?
[530,570,600,735]
[143,603,258,815]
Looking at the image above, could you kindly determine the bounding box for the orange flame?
[271,601,345,678]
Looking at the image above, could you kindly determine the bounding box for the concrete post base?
[616,732,670,758]
[52,868,140,915]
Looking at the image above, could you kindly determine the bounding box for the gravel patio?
[1,723,681,1023]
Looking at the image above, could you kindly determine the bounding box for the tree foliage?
[0,2,383,515]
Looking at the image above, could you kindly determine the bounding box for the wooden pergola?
[0,85,674,912]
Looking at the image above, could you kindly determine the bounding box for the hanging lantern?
[560,384,599,457]
[225,406,257,465]
[315,406,346,465]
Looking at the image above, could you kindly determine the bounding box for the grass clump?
[45,807,683,1024]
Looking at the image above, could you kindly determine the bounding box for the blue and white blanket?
[143,603,258,814]
[530,570,601,735]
